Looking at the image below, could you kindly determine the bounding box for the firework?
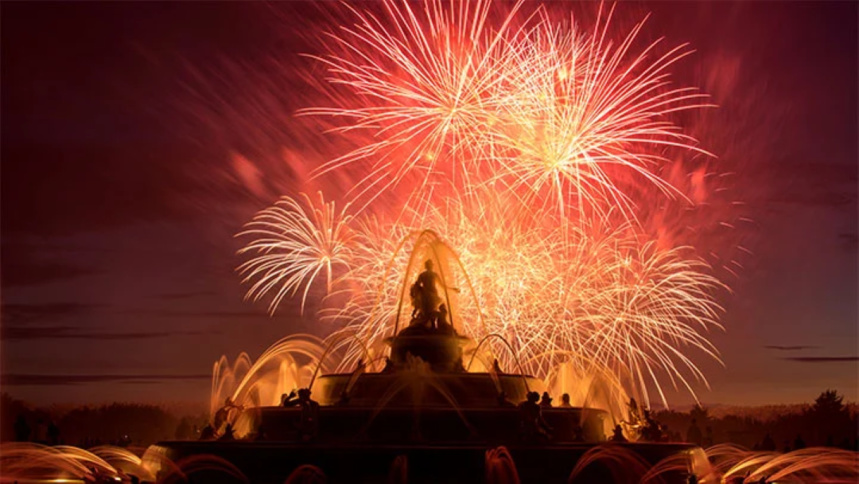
[304,0,528,212]
[307,1,712,221]
[234,0,732,405]
[278,189,725,407]
[237,192,354,315]
[494,5,714,222]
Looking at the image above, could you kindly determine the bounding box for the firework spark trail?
[235,1,733,405]
[491,4,714,223]
[236,190,726,405]
[303,0,529,214]
[563,236,725,406]
[320,217,413,369]
[237,192,354,315]
[255,189,724,406]
[305,1,713,222]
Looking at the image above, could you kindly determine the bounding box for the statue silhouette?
[415,259,442,322]
[282,390,299,407]
[610,424,627,442]
[218,423,235,441]
[437,303,451,331]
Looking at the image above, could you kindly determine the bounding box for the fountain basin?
[143,440,702,483]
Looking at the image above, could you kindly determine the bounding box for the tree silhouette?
[689,404,709,423]
[810,390,847,418]
[803,390,852,446]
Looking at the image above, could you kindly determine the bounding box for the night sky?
[2,1,856,409]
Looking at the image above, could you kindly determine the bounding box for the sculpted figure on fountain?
[408,259,458,332]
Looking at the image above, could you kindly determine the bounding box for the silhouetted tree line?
[1,393,207,447]
[654,390,858,451]
[2,390,856,449]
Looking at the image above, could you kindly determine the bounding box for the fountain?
[136,231,713,483]
[3,233,855,483]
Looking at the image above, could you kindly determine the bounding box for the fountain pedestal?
[386,325,469,372]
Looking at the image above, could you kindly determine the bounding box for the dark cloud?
[0,260,98,287]
[764,345,819,351]
[2,302,262,327]
[1,373,210,386]
[154,291,218,300]
[0,325,218,341]
[1,303,105,325]
[783,357,859,363]
[122,309,269,319]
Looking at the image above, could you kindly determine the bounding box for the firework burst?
[234,0,735,405]
[237,192,354,315]
[304,0,527,212]
[490,4,714,222]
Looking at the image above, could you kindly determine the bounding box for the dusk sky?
[2,1,856,409]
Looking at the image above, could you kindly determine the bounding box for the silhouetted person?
[610,424,627,442]
[793,434,805,450]
[760,433,776,451]
[519,391,551,441]
[218,423,235,441]
[492,358,503,374]
[687,473,699,484]
[540,391,553,407]
[199,424,216,440]
[297,388,320,441]
[560,393,571,407]
[686,418,703,446]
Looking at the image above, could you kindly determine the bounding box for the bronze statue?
[414,259,442,324]
[409,259,460,330]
